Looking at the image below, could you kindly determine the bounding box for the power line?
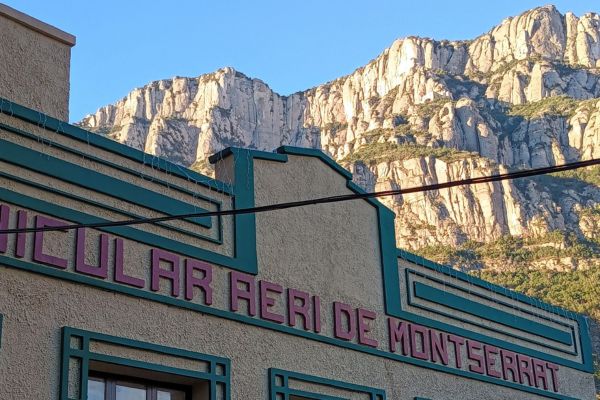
[1,157,599,235]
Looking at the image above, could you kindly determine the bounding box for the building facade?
[0,5,596,400]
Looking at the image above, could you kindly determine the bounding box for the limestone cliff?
[79,5,600,268]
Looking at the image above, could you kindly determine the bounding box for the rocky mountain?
[79,5,600,272]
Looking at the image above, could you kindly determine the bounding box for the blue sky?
[6,1,598,122]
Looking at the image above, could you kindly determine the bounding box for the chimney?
[0,3,75,121]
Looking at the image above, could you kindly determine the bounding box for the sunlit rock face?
[79,6,600,256]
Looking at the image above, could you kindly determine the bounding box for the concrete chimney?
[0,3,75,121]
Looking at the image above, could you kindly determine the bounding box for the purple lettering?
[466,340,484,374]
[409,324,430,360]
[230,271,256,316]
[0,204,8,253]
[150,249,180,297]
[500,349,519,382]
[259,280,284,323]
[447,334,465,369]
[15,210,27,258]
[313,295,322,333]
[532,359,548,390]
[547,362,560,393]
[75,228,108,278]
[484,345,501,378]
[517,354,535,386]
[114,238,145,288]
[357,308,378,348]
[287,288,311,330]
[388,319,410,355]
[333,302,356,341]
[430,329,449,365]
[185,259,213,305]
[33,216,67,269]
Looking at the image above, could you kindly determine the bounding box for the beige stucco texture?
[0,3,74,120]
[0,113,596,399]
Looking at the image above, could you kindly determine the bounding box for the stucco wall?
[0,4,74,120]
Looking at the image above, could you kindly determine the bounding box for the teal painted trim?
[281,388,348,400]
[208,147,288,164]
[397,249,594,373]
[276,146,353,180]
[0,255,577,399]
[397,296,585,371]
[229,148,257,273]
[398,249,579,320]
[0,188,251,271]
[269,368,386,400]
[0,170,223,245]
[0,121,229,206]
[377,207,402,315]
[0,138,213,229]
[209,147,287,274]
[0,123,225,244]
[405,269,578,357]
[60,327,230,400]
[0,97,231,194]
[413,282,573,346]
[345,180,390,210]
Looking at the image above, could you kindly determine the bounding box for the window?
[269,368,386,400]
[87,373,189,400]
[60,327,230,400]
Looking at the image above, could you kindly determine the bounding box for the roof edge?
[0,3,76,46]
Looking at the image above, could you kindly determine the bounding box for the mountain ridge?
[78,4,600,267]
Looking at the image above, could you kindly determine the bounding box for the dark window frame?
[88,371,192,400]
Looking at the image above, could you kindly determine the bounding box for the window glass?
[87,376,189,400]
[116,382,146,400]
[87,378,105,400]
[157,389,186,400]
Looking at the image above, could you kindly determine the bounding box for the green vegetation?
[89,126,111,136]
[414,98,453,118]
[551,165,600,187]
[360,128,393,138]
[322,122,348,134]
[342,142,476,164]
[417,231,599,270]
[190,159,213,174]
[468,59,524,81]
[508,96,598,119]
[359,124,423,140]
[476,267,600,319]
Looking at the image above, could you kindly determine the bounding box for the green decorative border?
[0,169,223,245]
[0,118,280,273]
[0,98,230,193]
[0,138,213,229]
[413,282,572,344]
[269,368,386,400]
[60,327,230,400]
[405,269,579,357]
[398,250,592,372]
